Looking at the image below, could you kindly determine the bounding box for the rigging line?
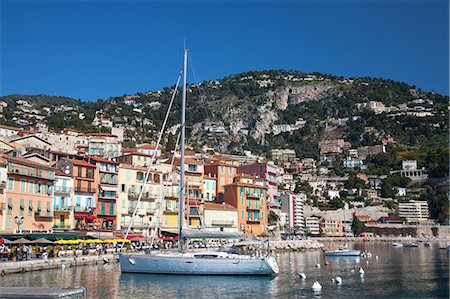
[188,53,221,150]
[121,71,183,248]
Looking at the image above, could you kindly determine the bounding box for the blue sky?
[1,0,449,101]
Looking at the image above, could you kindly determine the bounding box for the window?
[28,200,33,216]
[228,178,232,184]
[7,178,14,190]
[110,203,114,215]
[188,164,197,172]
[255,200,259,209]
[228,167,233,175]
[126,171,131,181]
[101,202,106,214]
[20,180,26,192]
[7,198,13,215]
[262,212,264,220]
[48,171,52,179]
[37,201,42,214]
[28,180,34,193]
[220,166,225,174]
[6,218,11,229]
[20,199,24,215]
[220,178,224,186]
[46,202,51,216]
[248,211,251,219]
[205,181,210,189]
[241,210,244,219]
[241,197,244,205]
[121,200,126,208]
[247,199,251,208]
[121,184,126,192]
[239,186,243,195]
[261,198,264,206]
[77,167,82,177]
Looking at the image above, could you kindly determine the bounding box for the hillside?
[1,70,448,163]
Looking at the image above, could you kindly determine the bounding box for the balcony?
[128,192,156,202]
[211,220,234,227]
[246,192,262,199]
[98,192,117,200]
[74,206,95,212]
[100,178,118,185]
[34,211,53,220]
[74,187,96,194]
[0,202,5,210]
[54,206,71,212]
[247,218,261,223]
[54,186,72,194]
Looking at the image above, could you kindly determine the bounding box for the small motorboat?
[403,242,418,248]
[324,249,361,256]
[392,242,403,248]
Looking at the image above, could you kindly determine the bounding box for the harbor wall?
[0,254,117,275]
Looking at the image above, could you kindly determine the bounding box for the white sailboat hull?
[119,253,278,276]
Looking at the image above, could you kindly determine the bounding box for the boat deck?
[0,287,86,298]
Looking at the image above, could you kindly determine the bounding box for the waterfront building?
[203,175,217,202]
[0,157,7,230]
[223,174,268,236]
[89,156,119,230]
[171,157,204,201]
[319,218,344,237]
[279,192,305,233]
[237,161,282,209]
[55,158,97,229]
[117,164,163,237]
[4,156,55,232]
[305,216,320,236]
[204,161,237,200]
[52,170,74,229]
[203,203,238,232]
[136,143,162,157]
[398,200,429,223]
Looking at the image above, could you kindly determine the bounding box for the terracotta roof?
[0,124,21,131]
[137,143,161,149]
[171,157,204,166]
[224,182,267,189]
[4,155,55,171]
[205,162,238,168]
[55,169,71,177]
[203,203,237,211]
[88,155,119,164]
[65,158,96,168]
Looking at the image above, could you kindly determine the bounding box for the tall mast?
[178,47,188,252]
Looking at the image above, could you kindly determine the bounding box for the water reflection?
[0,243,447,298]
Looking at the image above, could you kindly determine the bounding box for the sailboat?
[119,48,279,275]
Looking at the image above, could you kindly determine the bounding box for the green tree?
[380,182,394,198]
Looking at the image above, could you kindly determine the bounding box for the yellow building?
[117,164,163,237]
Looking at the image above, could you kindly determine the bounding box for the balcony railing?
[211,220,234,227]
[128,192,156,201]
[74,206,95,212]
[54,187,72,194]
[246,192,262,198]
[34,211,53,219]
[54,205,71,212]
[74,187,96,194]
[98,193,117,200]
[247,218,261,223]
[100,178,118,185]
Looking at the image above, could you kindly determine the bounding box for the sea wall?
[0,254,117,275]
[241,240,324,254]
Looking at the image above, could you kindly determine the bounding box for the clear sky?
[1,0,449,101]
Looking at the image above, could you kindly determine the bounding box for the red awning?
[75,215,87,219]
[105,217,116,221]
[86,215,96,221]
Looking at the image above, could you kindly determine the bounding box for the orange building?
[3,156,55,232]
[223,174,268,236]
[204,161,238,200]
[170,157,204,201]
[55,158,98,229]
[88,156,118,230]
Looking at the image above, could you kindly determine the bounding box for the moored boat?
[392,242,403,248]
[403,242,418,248]
[324,249,361,256]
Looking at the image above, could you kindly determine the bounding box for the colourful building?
[223,174,268,236]
[53,170,74,229]
[204,161,238,200]
[4,156,55,232]
[56,158,97,229]
[203,175,217,202]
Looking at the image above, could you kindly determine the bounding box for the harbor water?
[0,242,448,298]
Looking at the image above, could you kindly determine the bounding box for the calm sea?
[0,242,448,298]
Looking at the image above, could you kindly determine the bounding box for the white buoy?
[366,260,369,265]
[316,263,321,268]
[351,269,355,273]
[375,256,379,260]
[298,272,306,280]
[359,267,365,275]
[335,276,343,284]
[312,281,322,291]
[61,264,65,270]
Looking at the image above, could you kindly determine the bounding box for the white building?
[136,144,162,157]
[305,216,320,236]
[87,133,122,159]
[279,192,306,233]
[53,172,75,229]
[203,203,238,233]
[0,124,21,138]
[398,200,429,223]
